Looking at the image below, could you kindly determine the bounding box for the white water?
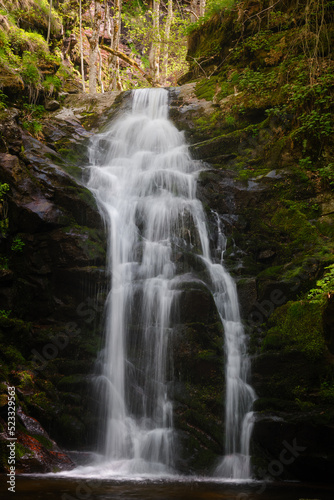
[87,88,255,478]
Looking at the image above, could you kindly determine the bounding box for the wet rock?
[0,107,107,470]
[171,277,225,473]
[0,410,74,473]
[237,277,258,317]
[0,108,22,154]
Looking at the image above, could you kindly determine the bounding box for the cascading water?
[87,88,255,479]
[212,213,256,479]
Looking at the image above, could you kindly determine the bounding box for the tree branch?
[100,44,156,86]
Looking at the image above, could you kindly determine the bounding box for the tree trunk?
[189,0,199,22]
[199,0,206,18]
[47,0,52,44]
[88,0,102,94]
[79,0,86,92]
[110,0,122,90]
[98,48,104,93]
[149,0,161,85]
[161,0,173,85]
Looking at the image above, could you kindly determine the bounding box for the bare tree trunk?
[98,48,104,92]
[189,0,199,22]
[88,0,102,94]
[161,0,173,85]
[199,0,206,17]
[79,0,86,92]
[47,0,52,44]
[109,0,122,90]
[149,0,161,84]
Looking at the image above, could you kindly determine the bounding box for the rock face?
[1,82,333,478]
[173,277,225,472]
[0,101,110,472]
[168,83,334,482]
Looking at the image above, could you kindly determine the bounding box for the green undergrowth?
[188,0,334,183]
[0,1,75,105]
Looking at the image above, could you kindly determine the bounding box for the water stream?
[87,88,256,479]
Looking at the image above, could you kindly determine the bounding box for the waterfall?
[87,88,255,478]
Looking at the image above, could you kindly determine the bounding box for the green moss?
[265,300,325,359]
[31,434,53,450]
[15,442,32,459]
[195,78,217,101]
[0,344,26,365]
[57,374,87,391]
[28,391,51,410]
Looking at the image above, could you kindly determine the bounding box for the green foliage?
[11,236,25,252]
[0,89,7,110]
[225,113,237,129]
[121,4,189,87]
[8,27,48,56]
[42,74,61,95]
[318,164,334,188]
[21,102,45,136]
[21,52,41,86]
[0,310,11,318]
[207,0,236,14]
[0,257,8,270]
[298,157,334,190]
[10,0,62,36]
[0,183,9,200]
[238,68,278,95]
[296,110,332,139]
[319,381,334,403]
[187,0,236,33]
[308,265,334,303]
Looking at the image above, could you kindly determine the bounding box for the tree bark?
[47,0,52,44]
[189,0,199,22]
[149,0,161,85]
[110,0,122,90]
[88,0,102,94]
[79,0,86,92]
[98,48,104,93]
[161,0,173,85]
[199,0,206,18]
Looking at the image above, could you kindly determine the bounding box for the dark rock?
[171,277,225,473]
[252,412,334,482]
[0,108,22,154]
[0,67,24,100]
[0,107,107,471]
[237,277,258,317]
[258,249,276,261]
[45,100,60,111]
[0,411,74,473]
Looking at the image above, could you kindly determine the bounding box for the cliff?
[171,0,334,481]
[0,0,334,480]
